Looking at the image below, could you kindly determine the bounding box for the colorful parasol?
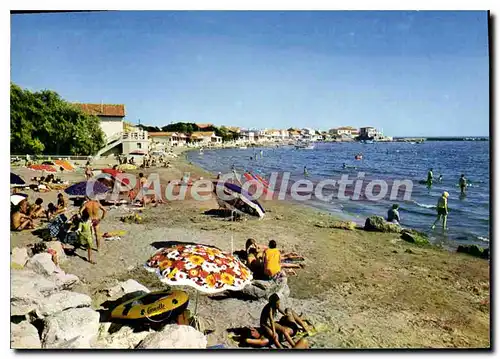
[54,160,75,171]
[145,244,253,294]
[10,172,25,185]
[29,164,57,172]
[64,180,110,197]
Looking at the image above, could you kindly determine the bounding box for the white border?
[4,2,496,358]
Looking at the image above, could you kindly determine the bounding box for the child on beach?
[77,210,96,264]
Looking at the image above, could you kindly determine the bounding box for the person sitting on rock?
[387,204,401,223]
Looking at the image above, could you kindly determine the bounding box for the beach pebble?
[136,324,207,349]
[36,291,92,318]
[11,321,42,349]
[11,247,29,269]
[42,307,100,348]
[26,253,61,276]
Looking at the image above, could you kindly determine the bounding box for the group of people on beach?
[11,193,67,231]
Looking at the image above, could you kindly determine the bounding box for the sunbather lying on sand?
[243,327,309,349]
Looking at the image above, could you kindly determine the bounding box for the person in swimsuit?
[459,174,467,195]
[77,210,96,264]
[263,240,281,280]
[259,293,295,348]
[79,196,107,251]
[29,198,46,219]
[432,191,449,230]
[84,161,93,180]
[56,193,67,212]
[11,200,34,231]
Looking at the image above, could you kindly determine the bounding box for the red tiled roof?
[149,132,178,137]
[73,103,125,117]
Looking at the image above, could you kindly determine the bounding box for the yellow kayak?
[110,290,189,322]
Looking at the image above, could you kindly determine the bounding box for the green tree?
[10,83,105,155]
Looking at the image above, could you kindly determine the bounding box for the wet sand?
[10,149,490,348]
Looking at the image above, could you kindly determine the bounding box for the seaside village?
[11,103,488,349]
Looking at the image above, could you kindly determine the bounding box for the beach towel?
[104,236,122,241]
[48,214,68,238]
[102,230,127,237]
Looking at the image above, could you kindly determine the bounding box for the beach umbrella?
[144,244,253,327]
[54,160,75,171]
[99,169,132,189]
[11,193,28,206]
[42,161,56,166]
[64,180,110,197]
[10,173,25,185]
[215,182,265,218]
[29,164,57,173]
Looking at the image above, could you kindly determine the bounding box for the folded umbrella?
[10,172,25,185]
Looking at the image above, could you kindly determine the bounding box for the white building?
[149,132,187,149]
[189,131,222,145]
[74,103,125,142]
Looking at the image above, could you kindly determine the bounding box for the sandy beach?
[10,148,490,348]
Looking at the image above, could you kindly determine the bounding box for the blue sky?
[11,11,489,136]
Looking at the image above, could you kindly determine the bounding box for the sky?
[10,11,490,137]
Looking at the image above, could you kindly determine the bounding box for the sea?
[187,141,490,249]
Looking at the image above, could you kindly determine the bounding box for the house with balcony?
[189,131,222,145]
[74,103,125,142]
[239,129,256,143]
[149,132,187,149]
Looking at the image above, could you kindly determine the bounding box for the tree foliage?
[10,83,105,155]
[161,122,200,134]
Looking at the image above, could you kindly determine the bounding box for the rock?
[11,247,29,269]
[36,291,92,318]
[45,241,68,264]
[364,216,402,233]
[53,272,80,290]
[42,307,100,348]
[120,279,150,295]
[11,321,42,349]
[315,220,357,230]
[401,230,430,245]
[136,325,207,349]
[26,253,61,276]
[11,270,58,316]
[457,245,489,259]
[94,324,153,349]
[241,276,290,304]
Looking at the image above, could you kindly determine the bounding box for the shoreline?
[10,149,490,348]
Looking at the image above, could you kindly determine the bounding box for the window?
[137,143,142,149]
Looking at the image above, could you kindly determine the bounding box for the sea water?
[188,141,490,249]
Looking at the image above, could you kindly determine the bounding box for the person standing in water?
[432,191,449,230]
[303,166,308,177]
[438,174,443,183]
[459,174,467,195]
[427,168,434,186]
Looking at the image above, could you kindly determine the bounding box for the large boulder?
[457,245,489,259]
[364,216,402,233]
[26,253,61,276]
[136,325,207,349]
[11,247,29,269]
[401,230,430,245]
[240,276,290,304]
[42,307,100,349]
[36,291,92,318]
[11,321,42,349]
[120,279,150,295]
[94,324,153,349]
[11,270,58,316]
[45,241,68,264]
[53,272,80,290]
